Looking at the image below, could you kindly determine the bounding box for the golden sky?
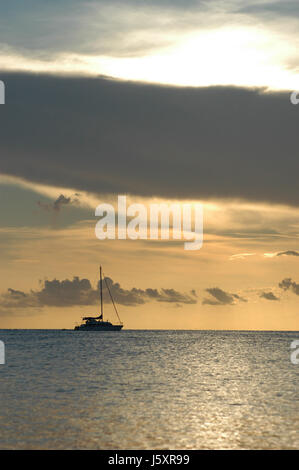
[0,176,298,330]
[0,1,299,330]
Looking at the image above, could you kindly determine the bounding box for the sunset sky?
[0,0,299,329]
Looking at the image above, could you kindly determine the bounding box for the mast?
[100,265,103,321]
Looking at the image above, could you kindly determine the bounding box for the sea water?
[0,330,298,449]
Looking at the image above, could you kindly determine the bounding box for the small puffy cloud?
[37,193,80,212]
[202,287,247,306]
[156,288,197,304]
[260,291,280,301]
[279,278,299,295]
[0,288,39,311]
[36,277,95,307]
[276,251,299,257]
[7,288,26,298]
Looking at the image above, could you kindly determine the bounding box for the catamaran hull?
[74,325,123,331]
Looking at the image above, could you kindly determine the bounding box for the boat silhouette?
[74,266,123,331]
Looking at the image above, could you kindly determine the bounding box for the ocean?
[0,330,298,450]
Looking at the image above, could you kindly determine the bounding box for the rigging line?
[100,266,103,319]
[103,273,122,324]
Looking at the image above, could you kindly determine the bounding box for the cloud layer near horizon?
[0,73,299,206]
[1,271,297,316]
[0,276,197,314]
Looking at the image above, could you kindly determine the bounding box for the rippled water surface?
[0,330,298,449]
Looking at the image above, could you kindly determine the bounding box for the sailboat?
[74,266,123,331]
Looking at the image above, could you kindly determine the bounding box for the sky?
[0,0,299,329]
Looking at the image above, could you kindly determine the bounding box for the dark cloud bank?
[0,72,299,206]
[0,276,197,313]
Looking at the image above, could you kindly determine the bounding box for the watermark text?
[0,340,5,365]
[290,339,299,365]
[290,91,299,105]
[0,81,5,104]
[95,196,203,250]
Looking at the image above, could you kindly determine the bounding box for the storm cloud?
[0,72,299,206]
